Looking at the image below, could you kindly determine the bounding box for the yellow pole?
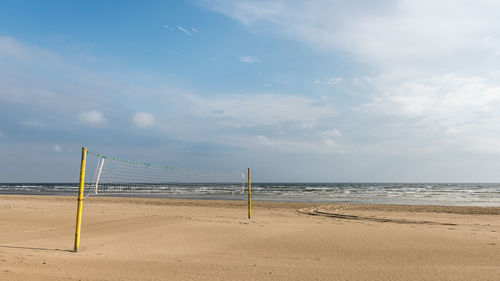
[74,147,87,252]
[248,168,251,219]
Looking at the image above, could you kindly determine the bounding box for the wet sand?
[0,195,498,280]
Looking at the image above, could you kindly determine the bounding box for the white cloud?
[327,77,341,85]
[177,26,192,35]
[0,36,29,58]
[133,112,156,128]
[336,1,500,70]
[0,36,63,64]
[163,24,174,30]
[191,27,199,33]
[324,139,336,146]
[314,77,342,85]
[255,135,275,145]
[5,6,500,180]
[21,120,43,127]
[357,73,500,147]
[0,36,339,155]
[187,94,335,128]
[320,129,342,138]
[78,110,106,126]
[252,136,346,154]
[0,36,129,128]
[204,1,500,69]
[239,56,259,63]
[205,0,500,155]
[53,145,63,152]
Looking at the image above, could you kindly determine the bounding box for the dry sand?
[0,195,498,280]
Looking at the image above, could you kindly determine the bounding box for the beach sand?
[0,195,498,280]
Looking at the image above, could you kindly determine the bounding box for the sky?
[2,0,500,182]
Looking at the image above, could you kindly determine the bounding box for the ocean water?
[1,182,500,206]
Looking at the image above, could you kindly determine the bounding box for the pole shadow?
[0,245,72,253]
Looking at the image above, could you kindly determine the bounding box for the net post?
[74,147,87,252]
[248,168,251,219]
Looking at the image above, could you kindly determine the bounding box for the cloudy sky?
[2,0,500,182]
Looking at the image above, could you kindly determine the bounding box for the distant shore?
[0,195,499,280]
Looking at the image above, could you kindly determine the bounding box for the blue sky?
[2,0,500,182]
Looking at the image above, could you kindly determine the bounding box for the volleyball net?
[85,151,247,196]
[74,147,251,252]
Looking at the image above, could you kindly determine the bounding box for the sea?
[1,182,500,206]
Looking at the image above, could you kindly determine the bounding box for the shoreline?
[1,193,499,214]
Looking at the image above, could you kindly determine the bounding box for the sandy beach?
[0,195,498,280]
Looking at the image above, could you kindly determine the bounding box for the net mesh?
[85,151,247,196]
